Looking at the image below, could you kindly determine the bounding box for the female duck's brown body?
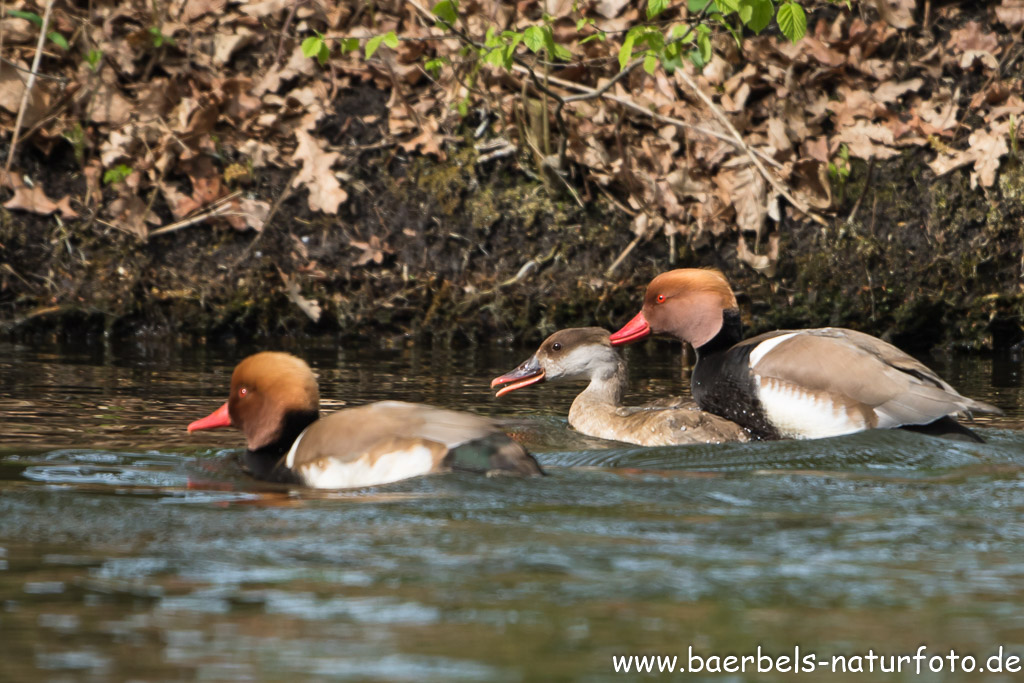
[189,352,542,488]
[492,327,749,446]
[609,269,1000,442]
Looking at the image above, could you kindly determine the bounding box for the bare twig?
[595,184,637,217]
[4,0,54,174]
[233,168,300,267]
[0,0,7,85]
[0,56,68,82]
[605,225,647,278]
[514,66,783,170]
[147,191,242,238]
[562,59,645,105]
[276,0,310,66]
[845,157,875,226]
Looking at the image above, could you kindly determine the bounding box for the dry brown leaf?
[108,195,150,239]
[0,16,36,43]
[292,129,348,214]
[911,92,959,135]
[827,88,882,126]
[873,78,923,104]
[737,233,780,277]
[214,29,255,66]
[88,80,134,125]
[717,166,767,238]
[949,21,1000,55]
[802,137,832,164]
[969,125,1009,188]
[350,235,392,266]
[161,182,200,219]
[0,66,50,127]
[239,0,290,16]
[928,148,974,178]
[871,0,915,29]
[3,176,77,218]
[989,94,1024,121]
[182,0,226,22]
[83,161,103,207]
[800,37,847,67]
[230,197,270,232]
[996,0,1024,28]
[766,118,791,153]
[837,121,899,159]
[279,270,322,322]
[254,46,315,96]
[790,159,832,209]
[593,0,629,17]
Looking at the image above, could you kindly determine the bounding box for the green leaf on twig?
[777,2,807,43]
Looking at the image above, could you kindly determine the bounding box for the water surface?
[2,339,1023,681]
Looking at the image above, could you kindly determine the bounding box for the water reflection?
[1,339,1023,680]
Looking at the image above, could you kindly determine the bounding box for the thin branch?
[232,168,300,268]
[562,59,644,105]
[5,0,54,174]
[606,225,648,278]
[147,191,242,238]
[0,56,69,82]
[513,66,783,170]
[845,157,875,226]
[276,0,310,66]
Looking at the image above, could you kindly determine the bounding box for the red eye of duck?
[239,387,248,397]
[656,294,666,303]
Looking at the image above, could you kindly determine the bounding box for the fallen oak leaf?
[225,197,270,232]
[996,0,1024,29]
[872,78,924,104]
[182,0,226,22]
[278,269,321,322]
[2,174,78,218]
[291,129,348,214]
[737,233,780,277]
[0,65,50,127]
[928,147,975,178]
[350,235,392,266]
[969,125,1009,188]
[107,195,150,239]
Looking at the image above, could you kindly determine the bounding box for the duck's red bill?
[491,358,546,398]
[188,401,232,432]
[609,310,651,345]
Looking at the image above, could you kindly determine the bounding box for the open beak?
[188,401,232,433]
[608,310,651,345]
[490,356,546,397]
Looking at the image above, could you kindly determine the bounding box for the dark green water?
[1,339,1023,681]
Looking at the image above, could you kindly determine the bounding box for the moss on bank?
[2,138,1023,351]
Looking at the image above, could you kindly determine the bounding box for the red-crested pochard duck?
[608,268,1000,442]
[491,327,750,446]
[188,352,543,488]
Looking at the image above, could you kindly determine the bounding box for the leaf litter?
[0,0,1022,286]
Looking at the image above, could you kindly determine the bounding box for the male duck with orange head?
[608,269,999,442]
[189,352,543,488]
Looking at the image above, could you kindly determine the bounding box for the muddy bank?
[2,131,1023,351]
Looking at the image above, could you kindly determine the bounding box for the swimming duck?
[608,268,1000,442]
[189,352,543,488]
[491,327,749,446]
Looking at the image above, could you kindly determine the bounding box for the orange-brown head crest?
[229,352,320,450]
[641,269,738,347]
